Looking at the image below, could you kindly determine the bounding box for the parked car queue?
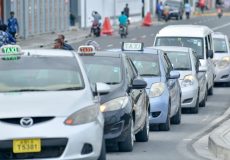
[0,24,229,160]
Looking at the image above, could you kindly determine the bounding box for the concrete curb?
[192,106,230,160]
[208,119,230,160]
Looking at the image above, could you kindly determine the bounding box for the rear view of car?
[0,45,106,160]
[212,32,230,84]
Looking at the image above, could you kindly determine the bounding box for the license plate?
[13,139,41,153]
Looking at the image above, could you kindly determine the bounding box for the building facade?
[3,0,70,39]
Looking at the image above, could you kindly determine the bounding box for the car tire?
[170,97,181,124]
[208,85,213,95]
[159,102,170,131]
[119,118,134,152]
[98,138,106,160]
[199,89,206,107]
[135,111,149,142]
[190,94,199,114]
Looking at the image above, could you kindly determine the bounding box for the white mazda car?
[0,45,107,160]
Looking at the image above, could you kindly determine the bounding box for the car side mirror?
[199,66,207,72]
[132,78,147,89]
[96,82,111,95]
[208,50,214,59]
[169,71,180,79]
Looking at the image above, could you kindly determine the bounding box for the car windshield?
[156,37,204,59]
[165,1,180,8]
[81,56,122,85]
[166,51,192,70]
[213,38,228,53]
[0,56,84,92]
[128,54,160,76]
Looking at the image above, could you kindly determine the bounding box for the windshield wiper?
[57,87,84,91]
[173,68,190,70]
[105,82,120,85]
[140,74,158,76]
[6,89,48,92]
[215,51,227,53]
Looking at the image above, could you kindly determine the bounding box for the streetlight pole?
[84,0,87,28]
[114,0,116,25]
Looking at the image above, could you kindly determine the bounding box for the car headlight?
[217,56,230,69]
[65,105,99,125]
[149,82,165,97]
[100,96,129,112]
[181,75,195,87]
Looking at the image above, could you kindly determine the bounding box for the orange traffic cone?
[142,12,152,26]
[102,17,113,35]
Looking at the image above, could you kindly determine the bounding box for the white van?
[154,25,215,95]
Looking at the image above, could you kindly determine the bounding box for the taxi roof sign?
[121,42,144,51]
[0,45,22,55]
[78,45,96,56]
[0,45,23,61]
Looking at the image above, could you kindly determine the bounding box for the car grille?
[0,138,68,159]
[0,117,54,126]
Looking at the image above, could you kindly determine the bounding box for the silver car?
[0,45,107,160]
[154,46,207,113]
[212,32,230,84]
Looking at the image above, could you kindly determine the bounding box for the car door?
[191,51,205,100]
[125,57,147,132]
[162,54,180,116]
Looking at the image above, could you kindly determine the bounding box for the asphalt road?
[73,14,230,160]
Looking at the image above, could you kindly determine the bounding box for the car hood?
[0,91,93,118]
[100,84,126,104]
[142,77,161,89]
[214,53,230,60]
[177,70,193,80]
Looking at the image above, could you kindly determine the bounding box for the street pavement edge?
[192,106,230,160]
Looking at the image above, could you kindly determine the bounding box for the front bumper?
[181,86,198,108]
[214,66,230,82]
[0,117,103,160]
[103,106,132,144]
[147,89,169,124]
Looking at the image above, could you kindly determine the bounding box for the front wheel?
[98,138,106,160]
[208,85,213,95]
[119,118,134,152]
[171,97,181,124]
[135,111,149,142]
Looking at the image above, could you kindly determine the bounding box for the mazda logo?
[20,117,33,128]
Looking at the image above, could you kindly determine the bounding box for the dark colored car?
[165,0,184,20]
[80,51,149,152]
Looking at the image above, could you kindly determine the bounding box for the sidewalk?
[193,107,230,160]
[209,119,230,160]
[17,27,90,49]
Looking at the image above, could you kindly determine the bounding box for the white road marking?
[131,38,137,41]
[212,22,230,31]
[107,44,113,47]
[141,35,146,38]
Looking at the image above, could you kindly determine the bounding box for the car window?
[81,56,122,85]
[125,58,135,83]
[213,38,228,53]
[156,37,204,59]
[0,57,85,92]
[162,54,171,75]
[128,54,160,77]
[166,51,192,71]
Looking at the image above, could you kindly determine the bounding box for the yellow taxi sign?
[78,45,95,56]
[122,42,144,51]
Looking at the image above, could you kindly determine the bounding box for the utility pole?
[84,0,87,28]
